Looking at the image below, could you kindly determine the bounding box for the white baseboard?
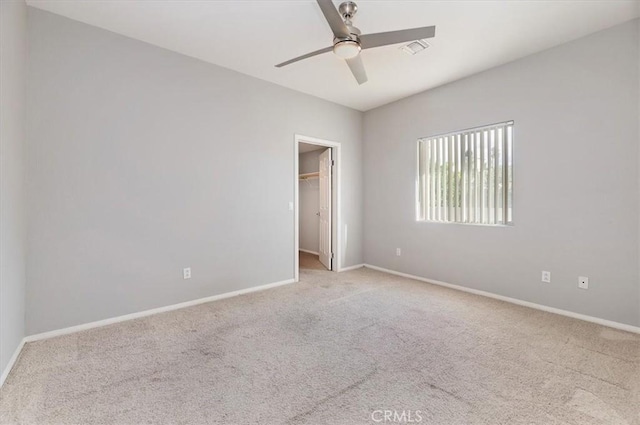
[299,249,319,256]
[25,278,296,343]
[1,338,26,388]
[8,265,637,389]
[363,264,640,335]
[338,263,365,272]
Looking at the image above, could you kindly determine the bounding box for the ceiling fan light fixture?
[333,40,361,59]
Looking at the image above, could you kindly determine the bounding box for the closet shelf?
[299,172,319,180]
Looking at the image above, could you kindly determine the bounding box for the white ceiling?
[27,0,639,111]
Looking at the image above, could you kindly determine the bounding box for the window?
[417,121,513,225]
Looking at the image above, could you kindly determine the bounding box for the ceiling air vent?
[400,39,430,55]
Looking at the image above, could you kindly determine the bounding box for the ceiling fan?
[275,0,436,85]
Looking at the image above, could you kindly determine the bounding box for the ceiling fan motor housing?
[338,1,361,39]
[333,1,361,59]
[334,1,361,52]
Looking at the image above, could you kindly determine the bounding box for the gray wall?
[363,20,640,326]
[26,9,363,334]
[18,8,640,335]
[299,150,321,254]
[0,0,27,374]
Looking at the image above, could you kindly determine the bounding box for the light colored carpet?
[1,268,639,425]
[299,251,328,271]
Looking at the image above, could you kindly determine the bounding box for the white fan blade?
[316,0,350,39]
[275,46,334,68]
[360,26,436,50]
[346,55,367,85]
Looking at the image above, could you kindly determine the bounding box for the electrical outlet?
[396,248,401,256]
[183,267,191,279]
[541,271,551,283]
[578,276,589,290]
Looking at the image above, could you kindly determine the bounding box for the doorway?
[294,135,341,282]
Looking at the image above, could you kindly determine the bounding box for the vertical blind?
[417,121,513,225]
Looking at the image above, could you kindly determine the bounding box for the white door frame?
[294,134,341,282]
